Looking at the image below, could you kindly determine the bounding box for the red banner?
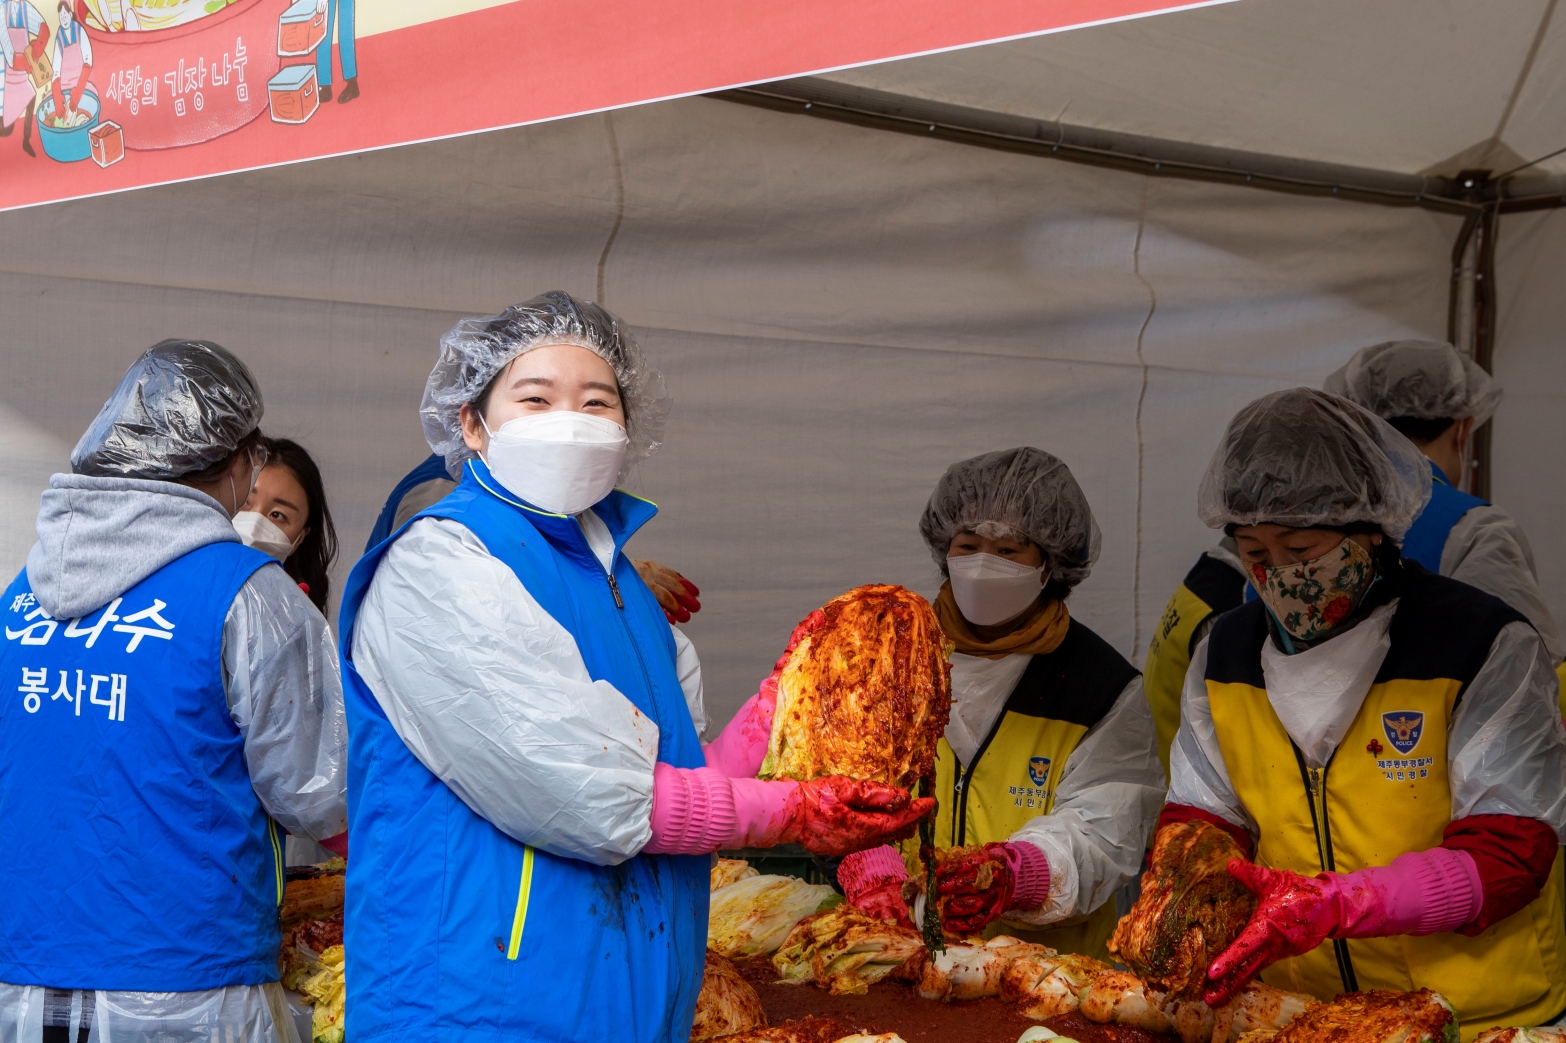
[0,0,1229,211]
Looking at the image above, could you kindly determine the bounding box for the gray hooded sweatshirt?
[25,473,347,841]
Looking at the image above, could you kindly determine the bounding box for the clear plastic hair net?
[1197,388,1432,542]
[1323,340,1502,426]
[919,447,1101,588]
[420,290,669,475]
[71,339,264,480]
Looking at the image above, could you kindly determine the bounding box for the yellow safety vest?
[1144,552,1247,774]
[904,620,1139,961]
[1204,568,1566,1038]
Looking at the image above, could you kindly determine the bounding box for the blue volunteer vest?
[0,541,279,991]
[340,459,708,1043]
[1401,460,1486,574]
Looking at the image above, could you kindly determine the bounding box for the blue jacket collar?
[1427,457,1451,487]
[461,458,658,565]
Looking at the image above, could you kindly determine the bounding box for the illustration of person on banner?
[317,0,356,104]
[46,0,91,127]
[0,0,49,157]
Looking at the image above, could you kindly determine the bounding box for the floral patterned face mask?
[1248,537,1377,647]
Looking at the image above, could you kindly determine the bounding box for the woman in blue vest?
[339,292,932,1043]
[1163,388,1566,1027]
[1325,339,1560,662]
[0,340,348,1041]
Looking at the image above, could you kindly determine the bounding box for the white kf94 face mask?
[946,552,1047,626]
[232,511,299,562]
[481,410,629,515]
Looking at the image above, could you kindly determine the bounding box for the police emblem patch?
[1028,756,1052,788]
[1382,711,1424,755]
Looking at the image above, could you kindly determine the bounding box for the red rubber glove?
[839,845,913,927]
[1204,861,1334,1005]
[1206,850,1482,1006]
[780,776,933,857]
[320,831,348,858]
[631,559,702,623]
[644,766,933,858]
[936,842,1015,934]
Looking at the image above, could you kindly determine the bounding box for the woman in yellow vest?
[1162,388,1566,1033]
[834,447,1165,960]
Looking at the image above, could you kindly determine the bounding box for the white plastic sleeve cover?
[1004,677,1167,925]
[221,563,348,842]
[1448,620,1566,839]
[1441,505,1563,663]
[672,625,709,739]
[351,517,659,866]
[0,981,302,1043]
[1166,637,1260,839]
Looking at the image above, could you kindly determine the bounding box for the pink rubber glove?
[1205,848,1481,1005]
[704,609,827,778]
[320,831,348,859]
[839,845,912,927]
[642,764,933,857]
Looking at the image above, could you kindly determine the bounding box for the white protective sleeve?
[1168,622,1566,844]
[672,626,709,738]
[1448,620,1566,838]
[1442,505,1563,663]
[351,517,660,866]
[221,562,348,841]
[0,981,301,1043]
[1166,636,1259,838]
[1006,676,1167,925]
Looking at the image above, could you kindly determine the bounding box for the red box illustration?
[89,121,125,167]
[268,64,318,124]
[278,0,326,57]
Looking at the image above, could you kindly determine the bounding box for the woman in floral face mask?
[1155,387,1566,1031]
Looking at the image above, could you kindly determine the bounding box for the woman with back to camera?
[235,436,338,615]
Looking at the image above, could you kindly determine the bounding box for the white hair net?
[1197,388,1432,542]
[1323,340,1502,426]
[71,339,263,480]
[919,447,1101,588]
[420,291,669,475]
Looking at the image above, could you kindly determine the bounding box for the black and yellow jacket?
[1190,565,1566,1037]
[1144,544,1247,773]
[905,619,1163,961]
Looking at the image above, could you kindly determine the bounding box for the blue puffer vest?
[339,459,707,1042]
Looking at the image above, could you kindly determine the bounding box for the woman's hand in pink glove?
[643,766,932,859]
[703,608,829,778]
[1205,861,1337,1004]
[838,845,912,927]
[1204,849,1481,1006]
[779,777,933,858]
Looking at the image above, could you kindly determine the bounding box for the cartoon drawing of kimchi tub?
[82,0,282,150]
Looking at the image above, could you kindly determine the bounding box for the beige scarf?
[933,582,1070,660]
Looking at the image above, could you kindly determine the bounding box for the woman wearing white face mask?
[234,437,338,614]
[834,447,1165,962]
[337,292,929,1043]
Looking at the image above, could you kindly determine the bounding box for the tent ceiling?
[816,0,1566,185]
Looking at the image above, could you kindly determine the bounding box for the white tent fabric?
[0,91,1466,727]
[819,0,1566,181]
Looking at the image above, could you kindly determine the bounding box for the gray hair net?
[420,290,669,475]
[1323,340,1502,426]
[1197,388,1431,542]
[919,447,1101,588]
[71,339,263,480]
